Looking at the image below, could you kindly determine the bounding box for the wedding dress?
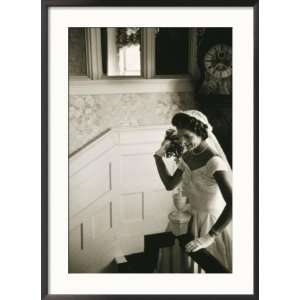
[157,154,232,273]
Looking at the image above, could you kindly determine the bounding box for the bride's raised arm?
[153,138,183,191]
[153,154,183,191]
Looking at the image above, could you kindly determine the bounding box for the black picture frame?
[41,0,259,299]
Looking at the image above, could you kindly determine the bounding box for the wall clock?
[204,44,232,79]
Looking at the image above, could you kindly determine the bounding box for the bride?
[153,110,232,272]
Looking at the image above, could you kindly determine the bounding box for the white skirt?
[157,209,232,273]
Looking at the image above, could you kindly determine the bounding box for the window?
[69,28,199,94]
[102,28,142,76]
[155,28,189,75]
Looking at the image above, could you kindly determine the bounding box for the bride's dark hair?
[171,112,209,140]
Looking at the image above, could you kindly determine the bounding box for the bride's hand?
[154,139,171,157]
[185,234,215,253]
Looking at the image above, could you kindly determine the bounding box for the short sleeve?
[206,156,228,177]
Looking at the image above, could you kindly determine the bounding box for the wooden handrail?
[177,233,230,273]
[144,232,230,273]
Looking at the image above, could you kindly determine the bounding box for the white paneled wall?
[69,126,177,273]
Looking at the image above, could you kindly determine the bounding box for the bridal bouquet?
[164,128,184,159]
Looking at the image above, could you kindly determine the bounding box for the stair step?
[125,252,156,273]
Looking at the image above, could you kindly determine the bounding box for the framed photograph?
[42,0,259,299]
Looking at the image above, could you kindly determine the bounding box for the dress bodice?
[178,155,229,214]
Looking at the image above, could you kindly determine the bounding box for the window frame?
[69,27,200,94]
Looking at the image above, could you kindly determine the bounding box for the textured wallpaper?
[69,92,196,154]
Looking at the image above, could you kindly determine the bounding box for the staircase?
[117,232,229,273]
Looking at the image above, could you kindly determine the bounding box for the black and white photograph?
[44,3,258,297]
[68,27,233,274]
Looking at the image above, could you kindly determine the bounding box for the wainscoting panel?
[120,153,164,193]
[117,126,177,256]
[119,126,167,145]
[69,159,111,217]
[69,222,118,273]
[69,129,119,176]
[143,189,175,235]
[117,192,144,255]
[69,130,121,273]
[92,202,112,238]
[118,235,144,256]
[69,126,178,272]
[120,193,143,222]
[69,224,87,273]
[69,190,112,231]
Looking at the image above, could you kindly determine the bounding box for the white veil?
[179,110,232,174]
